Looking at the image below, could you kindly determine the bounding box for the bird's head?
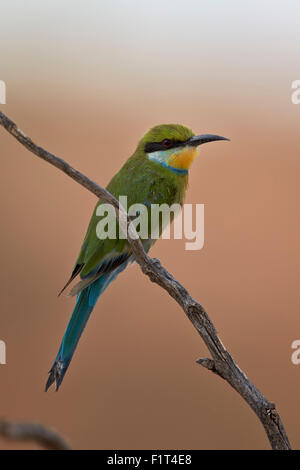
[139,124,229,172]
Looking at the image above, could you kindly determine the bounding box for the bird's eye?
[162,139,172,148]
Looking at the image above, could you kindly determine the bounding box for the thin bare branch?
[0,111,291,450]
[0,420,71,450]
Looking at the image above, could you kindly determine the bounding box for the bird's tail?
[45,274,112,392]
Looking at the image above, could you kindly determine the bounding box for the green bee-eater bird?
[46,124,228,391]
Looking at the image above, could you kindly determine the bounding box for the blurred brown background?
[0,0,299,450]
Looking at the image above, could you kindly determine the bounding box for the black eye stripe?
[145,139,187,153]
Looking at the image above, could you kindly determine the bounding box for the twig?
[0,111,291,450]
[0,420,71,450]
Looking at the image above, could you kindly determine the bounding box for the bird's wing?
[58,263,84,296]
[58,157,182,296]
[58,195,133,296]
[68,251,132,296]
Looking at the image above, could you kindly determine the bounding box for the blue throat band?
[159,162,188,175]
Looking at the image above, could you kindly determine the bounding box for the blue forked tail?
[45,266,126,391]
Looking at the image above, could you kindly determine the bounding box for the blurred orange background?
[0,0,299,450]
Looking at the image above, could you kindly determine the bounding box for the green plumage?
[46,124,198,391]
[74,124,193,281]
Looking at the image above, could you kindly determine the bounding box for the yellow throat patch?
[166,146,198,171]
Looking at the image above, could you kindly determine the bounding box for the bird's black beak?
[188,134,230,147]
